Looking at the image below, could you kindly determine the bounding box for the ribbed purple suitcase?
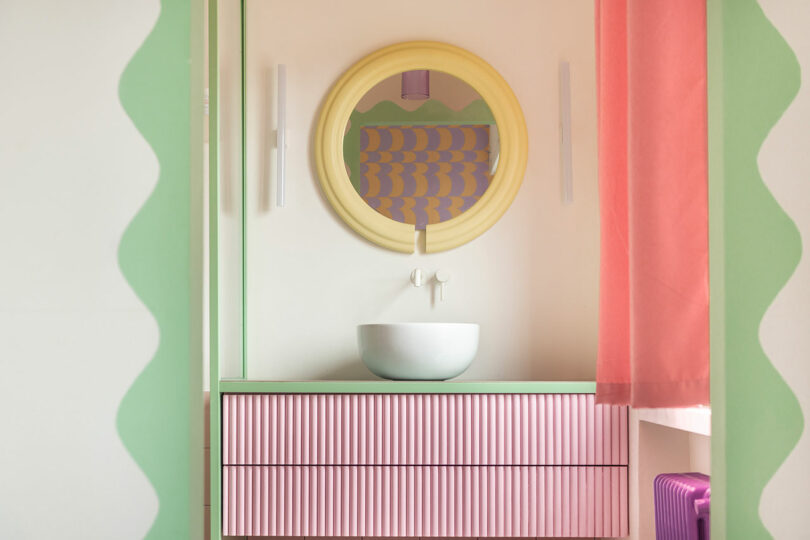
[654,473,710,540]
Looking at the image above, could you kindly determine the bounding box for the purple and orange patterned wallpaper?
[358,124,491,229]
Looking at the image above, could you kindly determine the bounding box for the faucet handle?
[410,268,424,287]
[435,270,451,301]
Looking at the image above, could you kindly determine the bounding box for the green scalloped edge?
[116,1,197,538]
[713,0,804,537]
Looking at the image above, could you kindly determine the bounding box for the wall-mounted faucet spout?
[435,270,451,301]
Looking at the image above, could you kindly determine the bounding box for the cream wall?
[628,411,711,540]
[0,1,158,536]
[356,72,485,113]
[240,0,598,380]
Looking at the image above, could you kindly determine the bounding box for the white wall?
[236,0,599,380]
[628,410,711,540]
[0,1,159,537]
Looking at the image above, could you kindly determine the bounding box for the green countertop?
[218,380,596,394]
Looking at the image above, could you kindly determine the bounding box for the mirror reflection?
[343,71,498,230]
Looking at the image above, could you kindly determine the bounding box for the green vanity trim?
[344,99,495,192]
[220,380,596,394]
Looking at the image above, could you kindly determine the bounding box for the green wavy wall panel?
[117,1,192,538]
[721,0,803,537]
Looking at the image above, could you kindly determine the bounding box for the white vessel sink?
[357,323,479,380]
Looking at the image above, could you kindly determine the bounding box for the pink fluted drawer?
[222,465,628,537]
[222,394,628,466]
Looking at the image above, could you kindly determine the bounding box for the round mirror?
[315,42,527,253]
[343,71,499,231]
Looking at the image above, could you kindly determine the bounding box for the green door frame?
[208,3,741,539]
[208,0,247,538]
[708,1,725,537]
[207,0,221,536]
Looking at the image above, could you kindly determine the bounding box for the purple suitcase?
[654,473,711,540]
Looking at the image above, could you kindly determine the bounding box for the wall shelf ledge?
[636,406,711,436]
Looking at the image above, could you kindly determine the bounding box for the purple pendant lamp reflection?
[401,70,430,100]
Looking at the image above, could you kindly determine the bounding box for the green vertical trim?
[707,0,726,538]
[208,0,221,538]
[117,0,195,538]
[719,0,803,537]
[240,0,248,380]
[189,0,205,538]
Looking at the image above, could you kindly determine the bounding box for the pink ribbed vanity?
[220,386,628,537]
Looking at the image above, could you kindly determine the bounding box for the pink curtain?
[595,0,709,407]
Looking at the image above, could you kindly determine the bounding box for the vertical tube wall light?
[559,61,573,205]
[276,64,287,207]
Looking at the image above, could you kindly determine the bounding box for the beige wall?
[356,71,485,113]
[0,0,160,536]
[628,411,711,540]
[237,0,598,380]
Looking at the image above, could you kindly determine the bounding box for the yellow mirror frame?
[315,41,528,253]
